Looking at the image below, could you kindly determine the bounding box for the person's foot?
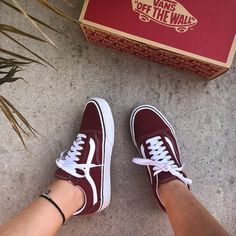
[55,98,114,215]
[130,105,192,211]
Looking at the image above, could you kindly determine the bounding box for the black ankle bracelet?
[39,190,65,225]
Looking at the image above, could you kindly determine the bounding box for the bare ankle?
[51,180,84,202]
[46,180,85,218]
[159,180,187,207]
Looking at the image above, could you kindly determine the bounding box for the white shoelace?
[56,133,100,178]
[133,136,192,186]
[56,133,102,205]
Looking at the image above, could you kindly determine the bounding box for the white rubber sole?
[90,97,114,212]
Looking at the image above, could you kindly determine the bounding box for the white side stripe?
[165,136,180,166]
[86,138,98,205]
[56,137,100,206]
[141,145,153,184]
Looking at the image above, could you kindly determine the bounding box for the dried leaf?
[0,66,24,85]
[0,97,27,148]
[0,0,59,33]
[0,24,46,42]
[11,0,57,47]
[0,48,43,65]
[0,57,30,65]
[1,96,39,137]
[0,95,38,149]
[63,0,75,8]
[0,31,55,69]
[37,0,79,23]
[0,97,26,133]
[0,64,21,69]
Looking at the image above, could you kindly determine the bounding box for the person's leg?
[0,97,115,236]
[130,104,229,236]
[0,180,84,236]
[159,180,229,236]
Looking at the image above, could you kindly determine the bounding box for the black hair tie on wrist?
[39,190,65,225]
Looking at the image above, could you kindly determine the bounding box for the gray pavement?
[0,1,235,235]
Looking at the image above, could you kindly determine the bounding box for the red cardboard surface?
[83,0,236,64]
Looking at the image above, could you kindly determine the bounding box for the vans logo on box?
[131,0,198,33]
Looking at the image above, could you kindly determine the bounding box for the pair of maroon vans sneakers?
[55,98,192,215]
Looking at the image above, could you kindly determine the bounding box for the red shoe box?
[80,0,236,79]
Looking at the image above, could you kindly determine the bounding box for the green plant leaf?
[0,24,47,42]
[0,0,60,33]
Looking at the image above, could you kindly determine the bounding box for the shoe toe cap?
[132,106,170,139]
[80,101,103,132]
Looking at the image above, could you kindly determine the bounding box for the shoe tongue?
[158,171,178,184]
[142,141,153,159]
[142,137,164,160]
[142,137,181,184]
[75,137,89,165]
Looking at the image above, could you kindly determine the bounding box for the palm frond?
[11,0,57,47]
[0,56,28,85]
[37,0,79,24]
[63,0,75,8]
[0,56,30,67]
[0,66,24,85]
[1,31,55,69]
[0,0,80,150]
[0,0,59,33]
[0,48,44,65]
[0,23,46,42]
[0,95,38,150]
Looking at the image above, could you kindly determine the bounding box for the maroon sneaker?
[130,105,192,211]
[55,98,114,215]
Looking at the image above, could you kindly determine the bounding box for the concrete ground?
[0,1,235,235]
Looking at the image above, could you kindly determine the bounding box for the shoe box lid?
[80,0,236,72]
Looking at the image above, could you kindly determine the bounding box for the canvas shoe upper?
[130,105,192,211]
[55,98,114,215]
